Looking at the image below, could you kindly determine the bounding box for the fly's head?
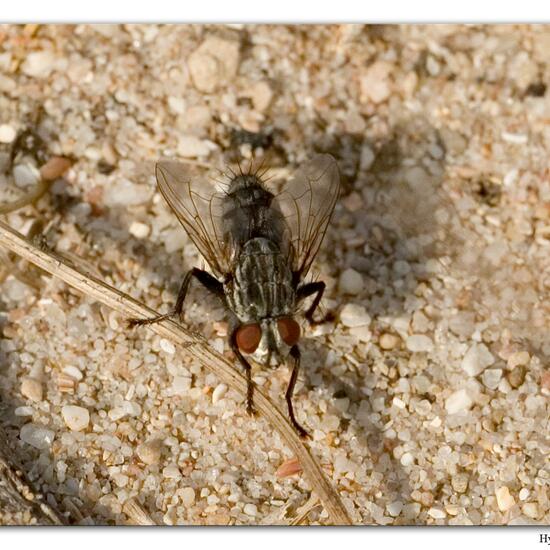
[234,317,301,367]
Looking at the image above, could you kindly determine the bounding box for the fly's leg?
[286,345,309,438]
[296,281,327,325]
[230,331,256,416]
[128,268,223,327]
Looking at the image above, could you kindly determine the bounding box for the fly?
[129,154,340,438]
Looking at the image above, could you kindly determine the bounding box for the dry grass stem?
[0,219,352,525]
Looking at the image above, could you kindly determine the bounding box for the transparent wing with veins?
[274,154,341,278]
[155,161,232,278]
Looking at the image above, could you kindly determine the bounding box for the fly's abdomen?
[227,238,295,322]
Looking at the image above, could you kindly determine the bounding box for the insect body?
[130,154,340,437]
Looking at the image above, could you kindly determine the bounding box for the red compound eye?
[277,317,301,347]
[235,323,262,354]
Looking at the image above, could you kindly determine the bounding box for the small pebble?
[482,369,503,390]
[129,221,151,239]
[379,333,400,350]
[522,503,538,519]
[13,163,40,187]
[172,376,191,395]
[62,366,83,381]
[163,464,181,479]
[338,268,364,295]
[243,503,257,517]
[212,383,228,404]
[405,334,434,353]
[177,135,212,158]
[400,452,415,466]
[461,343,495,376]
[339,303,371,327]
[21,50,56,78]
[495,486,515,512]
[0,124,16,143]
[40,156,72,181]
[14,406,34,416]
[386,501,403,517]
[360,61,392,104]
[428,507,446,519]
[451,473,469,493]
[276,457,302,478]
[445,389,473,414]
[181,487,196,506]
[188,37,240,93]
[507,351,530,369]
[61,405,90,431]
[160,338,176,354]
[20,423,55,449]
[501,132,528,144]
[21,377,43,402]
[137,440,162,465]
[507,365,526,388]
[519,488,530,501]
[249,81,273,112]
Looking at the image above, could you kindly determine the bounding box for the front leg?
[296,281,326,324]
[128,267,223,327]
[230,329,256,416]
[286,345,309,438]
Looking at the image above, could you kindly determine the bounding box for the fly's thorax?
[224,237,295,322]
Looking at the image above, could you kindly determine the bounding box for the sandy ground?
[0,24,548,525]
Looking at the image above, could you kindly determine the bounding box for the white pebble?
[338,268,364,295]
[14,406,34,416]
[360,61,392,104]
[188,37,240,93]
[400,452,415,466]
[482,368,502,390]
[386,501,403,517]
[501,131,528,144]
[172,376,191,395]
[445,389,473,414]
[212,383,228,404]
[461,343,494,376]
[405,334,434,353]
[428,507,446,519]
[249,81,273,112]
[0,124,16,143]
[160,338,176,354]
[379,333,400,350]
[129,221,150,239]
[167,96,186,114]
[392,397,406,409]
[13,163,40,187]
[21,377,43,402]
[495,486,515,512]
[21,50,56,78]
[163,464,181,479]
[339,303,371,327]
[507,351,530,369]
[20,423,55,449]
[61,405,90,431]
[522,503,539,519]
[177,135,212,158]
[519,488,530,501]
[393,260,411,275]
[243,503,257,517]
[137,440,162,465]
[181,487,196,506]
[62,366,83,381]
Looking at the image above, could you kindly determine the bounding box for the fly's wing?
[155,162,231,278]
[274,154,340,277]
